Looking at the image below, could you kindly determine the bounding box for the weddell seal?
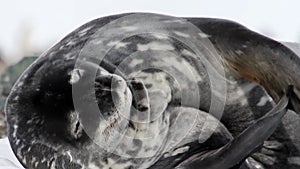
[5,13,300,169]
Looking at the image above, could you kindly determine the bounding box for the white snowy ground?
[0,138,24,169]
[0,43,299,169]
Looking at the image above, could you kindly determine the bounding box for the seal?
[5,13,300,169]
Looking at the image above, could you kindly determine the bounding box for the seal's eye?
[67,111,83,140]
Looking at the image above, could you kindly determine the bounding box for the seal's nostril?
[137,104,149,111]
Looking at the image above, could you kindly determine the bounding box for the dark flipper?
[176,87,291,169]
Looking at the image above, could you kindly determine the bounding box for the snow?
[0,138,24,169]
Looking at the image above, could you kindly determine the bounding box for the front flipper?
[176,87,291,169]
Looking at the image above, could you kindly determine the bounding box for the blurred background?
[1,0,300,66]
[0,0,300,138]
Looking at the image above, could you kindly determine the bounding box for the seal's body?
[5,13,300,169]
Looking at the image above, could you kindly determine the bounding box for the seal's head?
[5,56,133,168]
